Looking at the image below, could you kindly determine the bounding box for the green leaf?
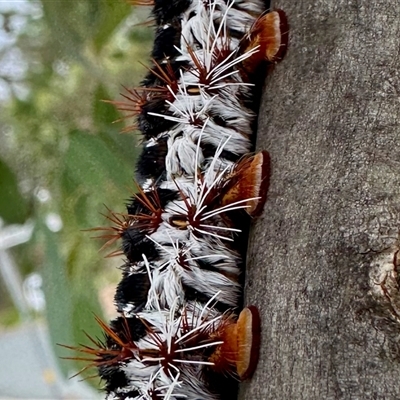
[0,158,29,224]
[64,130,133,192]
[93,84,121,128]
[92,0,131,54]
[92,84,141,165]
[41,0,127,52]
[39,223,73,378]
[41,0,86,59]
[40,221,103,381]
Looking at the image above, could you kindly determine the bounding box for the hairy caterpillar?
[63,1,287,399]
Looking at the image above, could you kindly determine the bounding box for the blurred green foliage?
[0,158,29,224]
[0,0,153,381]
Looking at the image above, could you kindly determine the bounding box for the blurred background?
[0,1,152,398]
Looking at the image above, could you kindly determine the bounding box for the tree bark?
[240,1,400,399]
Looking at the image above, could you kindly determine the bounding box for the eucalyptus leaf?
[0,158,29,224]
[92,0,131,53]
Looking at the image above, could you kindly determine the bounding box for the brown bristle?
[84,206,134,250]
[141,59,179,98]
[169,178,235,240]
[58,315,136,378]
[133,18,157,27]
[103,86,167,133]
[127,0,154,6]
[185,37,236,92]
[169,179,199,230]
[86,185,163,255]
[236,306,261,380]
[137,306,226,377]
[105,249,125,258]
[129,183,163,232]
[220,151,270,217]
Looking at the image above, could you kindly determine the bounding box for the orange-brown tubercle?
[208,307,261,380]
[220,151,270,217]
[276,10,289,61]
[249,150,270,217]
[261,10,286,62]
[236,306,261,380]
[241,9,288,73]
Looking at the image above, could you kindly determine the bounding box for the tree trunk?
[240,1,400,399]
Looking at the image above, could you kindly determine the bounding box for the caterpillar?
[63,1,287,399]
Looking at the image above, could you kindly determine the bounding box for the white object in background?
[0,220,34,318]
[23,273,46,312]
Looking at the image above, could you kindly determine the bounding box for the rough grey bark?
[240,1,400,399]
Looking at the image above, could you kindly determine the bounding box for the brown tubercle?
[208,306,261,380]
[241,9,289,73]
[221,150,271,217]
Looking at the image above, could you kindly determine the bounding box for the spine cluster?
[68,1,287,399]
